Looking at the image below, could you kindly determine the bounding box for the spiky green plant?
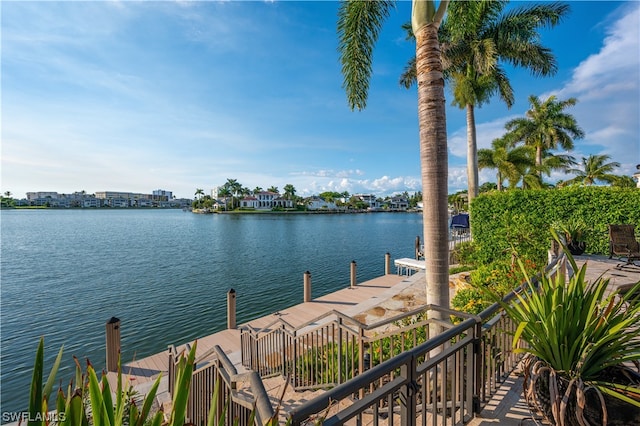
[27,339,325,426]
[26,338,197,426]
[499,235,640,425]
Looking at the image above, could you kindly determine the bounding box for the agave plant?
[26,337,195,426]
[500,237,640,425]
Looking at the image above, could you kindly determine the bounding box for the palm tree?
[267,186,279,194]
[253,186,263,194]
[224,178,242,210]
[478,136,534,190]
[611,175,637,188]
[217,187,231,211]
[505,95,584,178]
[283,184,296,201]
[402,0,569,204]
[338,0,451,320]
[563,154,620,186]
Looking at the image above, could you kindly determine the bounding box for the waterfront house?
[306,196,337,211]
[240,196,259,209]
[354,193,382,210]
[240,191,294,210]
[387,197,409,211]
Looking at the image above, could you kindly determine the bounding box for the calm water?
[0,209,422,413]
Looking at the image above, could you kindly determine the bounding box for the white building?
[27,192,59,200]
[240,191,294,210]
[152,189,172,201]
[355,194,382,210]
[307,196,337,211]
[387,197,409,211]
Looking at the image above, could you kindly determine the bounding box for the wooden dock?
[108,254,640,420]
[110,272,422,389]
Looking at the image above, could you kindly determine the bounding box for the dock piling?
[385,252,391,275]
[227,289,236,329]
[303,271,312,302]
[105,317,121,372]
[350,260,357,288]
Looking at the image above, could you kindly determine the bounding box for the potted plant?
[554,218,587,255]
[499,241,640,425]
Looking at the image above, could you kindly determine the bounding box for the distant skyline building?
[18,189,189,208]
[152,189,173,200]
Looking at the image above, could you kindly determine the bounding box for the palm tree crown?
[563,154,620,186]
[478,136,534,190]
[400,0,569,203]
[505,94,585,174]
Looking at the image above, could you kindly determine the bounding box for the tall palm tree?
[478,136,534,190]
[505,95,584,177]
[402,0,569,204]
[563,154,620,186]
[224,178,242,210]
[338,0,450,318]
[217,187,231,211]
[283,184,296,200]
[194,188,204,209]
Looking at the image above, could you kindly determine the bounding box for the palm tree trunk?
[415,23,450,322]
[497,172,503,191]
[536,145,543,176]
[466,104,478,203]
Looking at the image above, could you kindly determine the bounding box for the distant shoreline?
[2,206,422,214]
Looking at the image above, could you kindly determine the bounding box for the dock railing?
[240,302,476,392]
[287,254,567,425]
[168,344,274,426]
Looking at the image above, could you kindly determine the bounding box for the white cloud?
[551,3,640,167]
[448,116,518,158]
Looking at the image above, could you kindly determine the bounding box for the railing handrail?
[212,345,275,425]
[288,316,478,422]
[241,298,480,340]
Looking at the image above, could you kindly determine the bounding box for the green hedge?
[470,187,640,265]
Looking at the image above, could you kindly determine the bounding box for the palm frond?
[337,0,395,111]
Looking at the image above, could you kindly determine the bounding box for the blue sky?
[2,1,639,200]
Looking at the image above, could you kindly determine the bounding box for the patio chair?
[608,224,640,269]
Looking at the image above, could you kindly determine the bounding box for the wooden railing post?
[385,252,391,275]
[303,271,311,302]
[350,260,357,288]
[106,317,121,372]
[227,289,236,329]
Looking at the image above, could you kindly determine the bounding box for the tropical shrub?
[471,186,640,264]
[295,341,359,386]
[452,258,538,317]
